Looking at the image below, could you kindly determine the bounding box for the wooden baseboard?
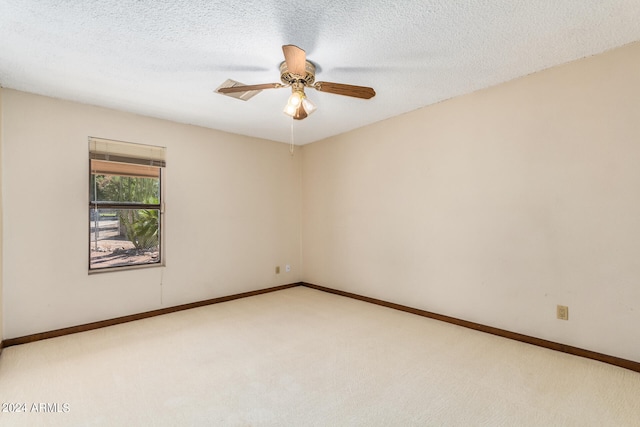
[301,282,640,373]
[1,282,302,348]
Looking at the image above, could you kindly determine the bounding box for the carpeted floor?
[1,286,639,426]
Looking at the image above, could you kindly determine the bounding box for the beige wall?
[1,89,301,339]
[0,87,3,346]
[302,42,640,362]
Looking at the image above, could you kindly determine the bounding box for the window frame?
[88,138,165,273]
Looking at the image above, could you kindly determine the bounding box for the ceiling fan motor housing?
[280,60,316,87]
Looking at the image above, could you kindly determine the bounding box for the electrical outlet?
[275,266,280,274]
[285,264,291,273]
[557,305,569,320]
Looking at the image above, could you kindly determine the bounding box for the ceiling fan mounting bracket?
[279,60,316,87]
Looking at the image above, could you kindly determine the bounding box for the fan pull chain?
[289,117,295,155]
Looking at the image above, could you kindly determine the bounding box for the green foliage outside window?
[91,174,160,250]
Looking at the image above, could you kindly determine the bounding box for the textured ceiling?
[1,1,639,144]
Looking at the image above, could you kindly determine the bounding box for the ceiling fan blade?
[314,81,376,99]
[217,83,283,94]
[282,45,307,76]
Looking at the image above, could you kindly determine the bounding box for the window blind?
[89,137,166,168]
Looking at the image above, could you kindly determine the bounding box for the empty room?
[1,1,640,425]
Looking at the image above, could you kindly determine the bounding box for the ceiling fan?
[217,45,376,120]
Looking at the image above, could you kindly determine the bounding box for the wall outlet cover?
[557,305,569,320]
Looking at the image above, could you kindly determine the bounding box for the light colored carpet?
[1,286,639,426]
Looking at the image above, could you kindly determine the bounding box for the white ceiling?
[1,1,639,145]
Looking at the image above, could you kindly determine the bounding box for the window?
[89,137,166,271]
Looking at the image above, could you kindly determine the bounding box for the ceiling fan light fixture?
[288,90,304,107]
[283,89,315,119]
[293,104,308,120]
[283,103,298,116]
[302,97,316,115]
